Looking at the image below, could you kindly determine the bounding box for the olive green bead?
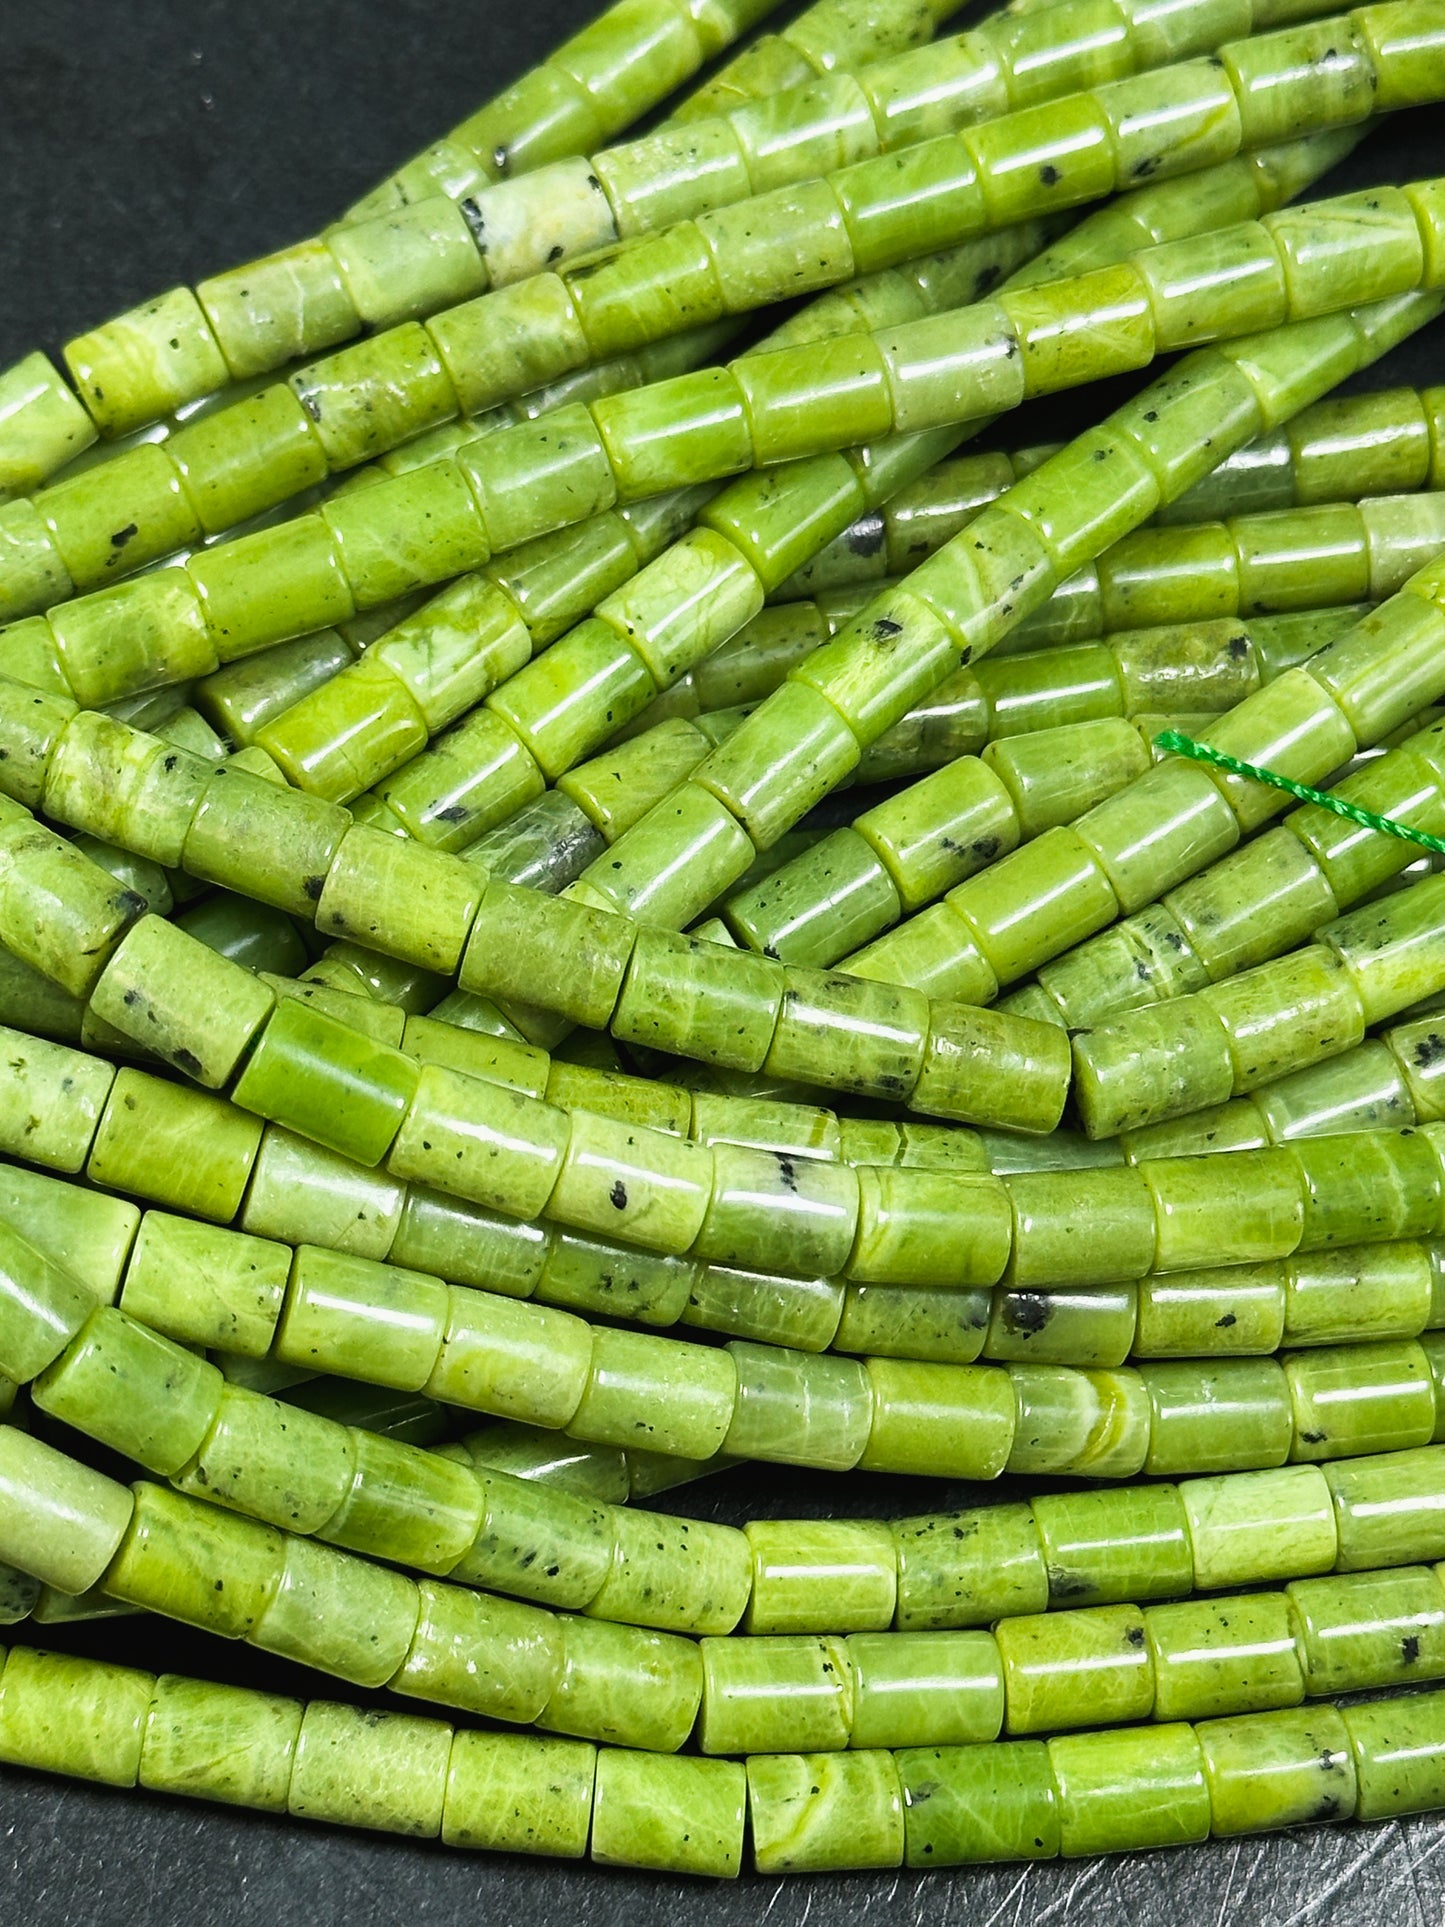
[244,1127,405,1260]
[446,1463,610,1609]
[1051,1719,1210,1857]
[140,1673,302,1812]
[0,1218,99,1383]
[614,927,785,1070]
[1289,1129,1444,1248]
[946,826,1117,986]
[1291,1563,1445,1697]
[849,1628,1005,1749]
[426,1288,593,1429]
[851,1165,1012,1287]
[861,1358,1016,1479]
[253,1531,419,1686]
[275,1240,446,1395]
[1345,1686,1445,1822]
[51,571,218,709]
[233,997,419,1168]
[391,1577,561,1722]
[700,1632,853,1754]
[744,1519,897,1635]
[183,766,350,917]
[0,1646,154,1788]
[288,1700,450,1837]
[1147,1591,1304,1722]
[0,1163,136,1305]
[0,682,76,812]
[724,827,901,968]
[1143,1358,1293,1475]
[1201,1702,1357,1835]
[442,1730,595,1858]
[541,1614,702,1753]
[1032,1483,1191,1608]
[1001,1600,1155,1736]
[314,828,482,976]
[1183,1462,1337,1590]
[909,1000,1071,1135]
[547,1106,712,1252]
[836,1283,991,1365]
[0,817,146,1000]
[592,1748,745,1879]
[1145,1147,1305,1271]
[0,1022,114,1172]
[1327,1445,1445,1571]
[986,1284,1137,1368]
[586,1504,749,1635]
[33,1306,221,1477]
[1005,1164,1155,1287]
[460,880,634,1031]
[694,679,860,851]
[693,1139,859,1279]
[1286,1339,1435,1461]
[683,1262,845,1352]
[90,912,274,1088]
[175,1381,355,1535]
[1135,1263,1287,1357]
[1285,1242,1433,1347]
[388,1063,571,1221]
[540,1227,697,1328]
[748,1750,904,1873]
[89,1068,261,1222]
[104,1483,282,1639]
[1008,1364,1151,1478]
[0,1427,134,1595]
[899,1738,1060,1866]
[317,1427,482,1574]
[569,1325,736,1462]
[723,1340,871,1471]
[894,1500,1048,1630]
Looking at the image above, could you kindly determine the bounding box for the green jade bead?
[539,1614,702,1753]
[898,1739,1060,1866]
[1288,1564,1445,1694]
[0,1219,101,1384]
[747,1750,904,1872]
[722,1340,872,1471]
[0,1646,154,1788]
[233,997,420,1167]
[1327,1445,1445,1570]
[33,1306,223,1478]
[1147,1591,1305,1720]
[1285,1338,1436,1460]
[140,1673,303,1813]
[1345,1686,1445,1822]
[1049,1720,1210,1856]
[0,1427,134,1595]
[584,1504,751,1634]
[287,1701,449,1838]
[591,1749,745,1878]
[699,1633,854,1754]
[1183,1463,1338,1589]
[1031,1483,1192,1606]
[391,1579,561,1722]
[88,1068,261,1222]
[744,1518,898,1634]
[998,1602,1154,1734]
[442,1729,594,1859]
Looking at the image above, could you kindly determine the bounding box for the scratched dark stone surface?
[2,4,1444,1920]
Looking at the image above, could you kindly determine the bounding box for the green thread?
[1155,729,1445,859]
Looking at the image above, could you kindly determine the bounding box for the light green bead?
[899,1739,1059,1866]
[0,350,96,492]
[1050,1720,1209,1856]
[894,1499,1047,1630]
[1005,1164,1155,1288]
[391,1576,561,1721]
[695,680,860,850]
[683,1262,844,1352]
[254,1531,419,1686]
[104,1482,282,1638]
[1289,1130,1443,1248]
[183,765,350,916]
[836,1283,990,1364]
[233,997,418,1168]
[541,1614,702,1753]
[987,1284,1137,1368]
[1285,1243,1433,1347]
[851,1165,1011,1288]
[1204,1702,1357,1836]
[0,1427,134,1594]
[1182,1462,1336,1590]
[592,1749,745,1878]
[288,1700,450,1837]
[0,1164,136,1304]
[700,1632,853,1754]
[257,656,429,804]
[65,285,229,436]
[1008,1365,1150,1478]
[34,1306,222,1477]
[243,1127,405,1260]
[89,912,274,1088]
[614,926,784,1070]
[443,1730,594,1858]
[88,1068,261,1223]
[1291,1563,1445,1696]
[312,1425,482,1573]
[1327,1445,1445,1571]
[748,1750,904,1872]
[188,517,356,665]
[694,1139,859,1278]
[460,880,634,1031]
[861,1357,1015,1479]
[744,1518,897,1635]
[569,1324,736,1461]
[585,1503,749,1634]
[426,1289,593,1429]
[1143,1148,1305,1271]
[175,1381,355,1535]
[0,1022,114,1172]
[0,1646,154,1787]
[849,1628,1004,1749]
[1147,1590,1304,1721]
[910,1001,1071,1135]
[723,1340,871,1471]
[141,1673,302,1811]
[170,383,331,532]
[546,1106,712,1253]
[1143,1358,1293,1475]
[1286,1339,1436,1462]
[1135,1263,1286,1357]
[1000,1600,1154,1736]
[0,1217,99,1383]
[1032,1483,1191,1607]
[1345,1686,1445,1822]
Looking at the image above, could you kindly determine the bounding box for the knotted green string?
[1155,730,1445,859]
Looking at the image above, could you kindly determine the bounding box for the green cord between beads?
[1156,729,1445,859]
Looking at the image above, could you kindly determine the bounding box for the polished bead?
[1147,1591,1304,1721]
[1182,1463,1336,1590]
[744,1518,897,1635]
[748,1750,904,1873]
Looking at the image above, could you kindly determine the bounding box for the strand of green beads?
[983,484,1445,654]
[0,0,785,500]
[782,478,1445,624]
[834,367,1445,1029]
[778,386,1445,599]
[1016,688,1445,1035]
[1072,867,1445,1137]
[710,612,1355,969]
[0,6,1425,664]
[46,0,1253,467]
[243,220,1054,807]
[9,1641,1445,1878]
[447,298,1439,1094]
[1115,1007,1445,1162]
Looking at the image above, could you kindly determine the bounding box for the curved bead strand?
[0,6,1431,648]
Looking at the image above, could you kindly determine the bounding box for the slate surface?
[2,4,1444,1920]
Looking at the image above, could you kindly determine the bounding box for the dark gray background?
[2,4,1444,1920]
